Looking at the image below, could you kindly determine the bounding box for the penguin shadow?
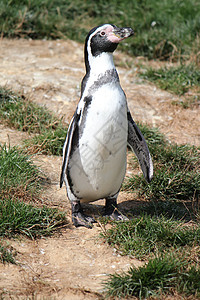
[81,198,149,221]
[81,198,198,223]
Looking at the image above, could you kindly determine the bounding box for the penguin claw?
[72,212,96,229]
[105,209,129,222]
[104,197,129,221]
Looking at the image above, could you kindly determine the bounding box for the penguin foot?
[104,194,129,221]
[109,209,129,221]
[71,201,96,228]
[72,212,96,228]
[104,197,129,221]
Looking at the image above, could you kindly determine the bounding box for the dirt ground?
[0,39,199,299]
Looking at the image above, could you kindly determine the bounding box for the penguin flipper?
[127,110,153,183]
[60,111,80,188]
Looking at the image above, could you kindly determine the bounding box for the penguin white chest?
[68,83,128,201]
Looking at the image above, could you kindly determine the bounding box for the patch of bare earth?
[0,39,199,299]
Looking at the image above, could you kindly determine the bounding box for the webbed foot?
[71,201,96,228]
[104,196,129,221]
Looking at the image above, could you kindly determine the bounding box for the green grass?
[105,253,200,298]
[0,0,200,60]
[172,95,200,109]
[0,86,65,134]
[0,143,42,200]
[136,200,196,222]
[140,64,200,96]
[124,123,200,205]
[0,197,66,239]
[139,64,200,108]
[0,144,67,240]
[0,87,67,155]
[0,242,16,264]
[101,215,200,259]
[24,126,66,155]
[102,214,200,297]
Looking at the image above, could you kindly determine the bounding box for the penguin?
[60,24,153,228]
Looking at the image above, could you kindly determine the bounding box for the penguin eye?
[100,31,106,37]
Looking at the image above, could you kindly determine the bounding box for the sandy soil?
[0,39,199,299]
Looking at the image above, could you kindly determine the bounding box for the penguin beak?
[112,26,134,41]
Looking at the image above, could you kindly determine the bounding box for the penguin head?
[85,24,134,57]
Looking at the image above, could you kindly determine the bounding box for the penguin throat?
[87,52,116,76]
